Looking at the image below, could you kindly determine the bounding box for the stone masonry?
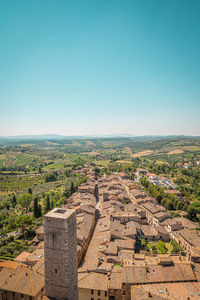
[44,208,78,300]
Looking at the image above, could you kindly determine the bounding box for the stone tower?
[44,208,78,300]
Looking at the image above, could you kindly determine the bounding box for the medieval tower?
[44,208,78,300]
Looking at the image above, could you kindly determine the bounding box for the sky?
[0,0,200,136]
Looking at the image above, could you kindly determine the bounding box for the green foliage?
[33,196,41,218]
[70,182,76,194]
[152,245,158,255]
[141,239,146,248]
[147,240,168,254]
[7,215,17,230]
[12,194,17,207]
[45,172,58,182]
[0,238,27,258]
[16,215,33,227]
[187,201,200,222]
[140,177,188,211]
[17,193,33,208]
[44,194,51,213]
[171,239,182,254]
[157,240,168,254]
[94,167,100,175]
[28,187,32,194]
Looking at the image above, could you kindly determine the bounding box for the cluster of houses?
[1,170,200,299]
[177,160,200,169]
[135,168,177,189]
[78,174,200,300]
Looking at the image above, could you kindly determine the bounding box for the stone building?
[44,208,78,300]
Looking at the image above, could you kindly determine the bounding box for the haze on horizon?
[0,0,200,137]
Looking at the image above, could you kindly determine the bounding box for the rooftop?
[131,282,200,300]
[0,265,44,296]
[122,263,196,284]
[44,207,76,219]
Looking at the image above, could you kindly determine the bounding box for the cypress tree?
[12,194,17,207]
[28,187,32,195]
[45,194,51,213]
[51,200,54,209]
[34,197,39,218]
[38,204,42,217]
[70,182,75,195]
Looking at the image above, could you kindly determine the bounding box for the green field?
[0,153,37,168]
[14,153,37,167]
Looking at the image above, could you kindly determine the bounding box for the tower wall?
[44,208,78,300]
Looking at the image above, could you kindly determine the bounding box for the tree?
[94,167,100,175]
[171,239,182,254]
[187,205,198,221]
[70,182,76,195]
[157,241,168,254]
[33,197,39,218]
[16,215,33,227]
[38,204,42,217]
[44,195,51,213]
[45,173,57,182]
[12,194,17,207]
[63,188,70,198]
[18,193,33,209]
[165,199,174,211]
[176,201,184,210]
[7,216,17,230]
[51,200,54,209]
[28,188,32,195]
[152,245,158,255]
[141,239,146,249]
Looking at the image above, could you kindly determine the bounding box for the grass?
[156,160,169,165]
[0,153,37,168]
[114,264,121,267]
[43,162,66,170]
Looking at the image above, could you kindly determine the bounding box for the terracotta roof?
[14,251,30,262]
[0,261,22,270]
[131,282,200,300]
[0,265,44,295]
[108,271,121,289]
[122,263,196,284]
[78,272,108,290]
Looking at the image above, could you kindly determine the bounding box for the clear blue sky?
[0,0,200,136]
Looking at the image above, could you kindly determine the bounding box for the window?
[98,290,100,296]
[91,290,94,294]
[55,268,57,274]
[105,291,107,296]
